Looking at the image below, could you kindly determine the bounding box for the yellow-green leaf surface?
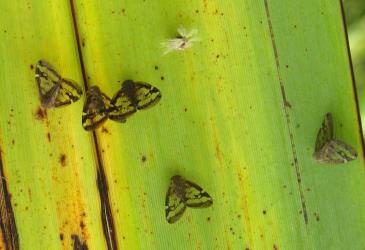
[0,1,105,249]
[1,0,365,249]
[73,0,365,249]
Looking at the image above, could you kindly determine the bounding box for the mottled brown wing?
[35,60,62,108]
[108,90,136,123]
[53,78,83,107]
[82,112,108,131]
[133,82,162,110]
[82,86,110,130]
[314,113,334,153]
[313,139,358,164]
[313,113,358,164]
[35,60,83,108]
[165,179,187,224]
[183,180,213,208]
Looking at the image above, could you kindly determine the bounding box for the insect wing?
[109,90,136,122]
[35,60,63,108]
[134,82,161,110]
[314,113,334,153]
[35,60,83,108]
[165,179,187,224]
[183,179,213,208]
[314,139,358,164]
[82,87,110,130]
[54,78,83,107]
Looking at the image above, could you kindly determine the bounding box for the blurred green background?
[345,0,365,123]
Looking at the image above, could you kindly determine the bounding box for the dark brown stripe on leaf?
[0,151,19,250]
[97,168,118,250]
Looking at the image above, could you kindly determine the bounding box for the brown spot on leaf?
[59,154,66,167]
[30,64,34,70]
[101,127,110,134]
[34,107,47,120]
[47,133,51,142]
[141,155,147,163]
[314,212,320,221]
[59,233,64,240]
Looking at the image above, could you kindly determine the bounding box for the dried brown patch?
[71,234,88,250]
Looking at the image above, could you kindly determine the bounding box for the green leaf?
[0,0,364,249]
